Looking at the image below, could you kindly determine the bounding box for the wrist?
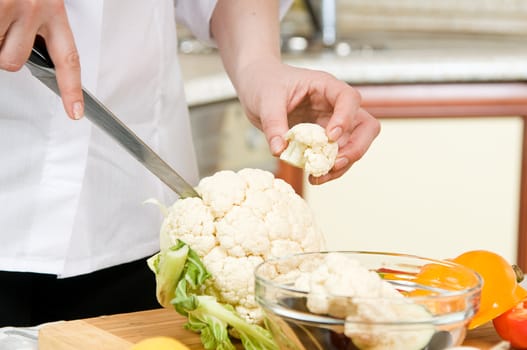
[231,54,282,90]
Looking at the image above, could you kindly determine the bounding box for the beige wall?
[304,117,523,262]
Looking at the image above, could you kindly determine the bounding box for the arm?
[0,0,83,119]
[210,0,380,184]
[210,0,282,81]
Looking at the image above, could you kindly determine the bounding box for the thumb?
[259,105,290,156]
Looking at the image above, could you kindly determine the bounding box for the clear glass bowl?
[254,251,482,350]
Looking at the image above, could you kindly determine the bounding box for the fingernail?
[270,136,284,155]
[73,102,84,120]
[328,127,342,141]
[334,157,349,170]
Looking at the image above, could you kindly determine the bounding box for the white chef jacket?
[0,0,292,278]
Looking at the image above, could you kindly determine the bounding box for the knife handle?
[25,35,200,199]
[29,35,55,69]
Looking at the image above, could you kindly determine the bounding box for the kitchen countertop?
[4,277,527,350]
[0,311,514,350]
[32,308,514,350]
[180,38,527,107]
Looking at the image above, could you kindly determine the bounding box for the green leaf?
[153,240,278,350]
[184,246,211,290]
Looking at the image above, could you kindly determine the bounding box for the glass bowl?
[254,251,482,350]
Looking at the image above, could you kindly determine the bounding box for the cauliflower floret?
[216,206,271,257]
[238,167,276,191]
[295,253,435,350]
[197,170,247,218]
[203,246,265,324]
[279,123,338,177]
[160,198,216,257]
[158,168,326,324]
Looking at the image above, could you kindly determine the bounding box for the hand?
[235,59,381,185]
[0,0,83,119]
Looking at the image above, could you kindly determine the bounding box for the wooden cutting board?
[38,308,243,350]
[38,308,503,350]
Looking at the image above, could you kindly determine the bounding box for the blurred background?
[178,0,527,265]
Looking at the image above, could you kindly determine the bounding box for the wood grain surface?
[38,308,504,350]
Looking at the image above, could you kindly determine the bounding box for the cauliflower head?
[159,168,326,324]
[279,123,338,177]
[294,253,435,350]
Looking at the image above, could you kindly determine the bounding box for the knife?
[25,37,200,199]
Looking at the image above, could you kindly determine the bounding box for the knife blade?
[25,38,200,199]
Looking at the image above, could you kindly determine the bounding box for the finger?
[42,17,83,120]
[309,108,380,185]
[307,153,351,185]
[309,153,355,184]
[337,108,380,164]
[308,167,347,185]
[324,82,362,142]
[0,18,38,71]
[0,3,16,49]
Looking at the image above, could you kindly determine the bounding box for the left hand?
[234,59,381,184]
[0,0,84,120]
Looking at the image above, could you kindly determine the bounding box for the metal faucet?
[303,0,337,47]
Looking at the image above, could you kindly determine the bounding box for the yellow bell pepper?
[452,250,527,329]
[131,336,190,350]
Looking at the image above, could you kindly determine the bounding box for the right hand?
[233,59,380,184]
[0,0,83,119]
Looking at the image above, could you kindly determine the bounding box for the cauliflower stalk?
[148,168,326,349]
[279,123,338,177]
[294,253,435,350]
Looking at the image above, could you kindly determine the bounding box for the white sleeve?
[174,0,294,45]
